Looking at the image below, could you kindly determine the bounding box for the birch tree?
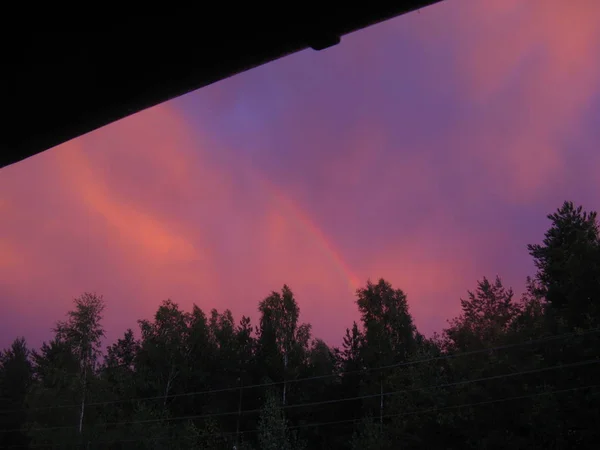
[54,292,105,435]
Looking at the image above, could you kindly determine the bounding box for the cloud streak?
[2,0,600,349]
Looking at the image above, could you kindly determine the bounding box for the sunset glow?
[2,0,600,349]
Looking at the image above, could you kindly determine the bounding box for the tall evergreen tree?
[0,337,33,448]
[26,338,81,446]
[528,201,600,329]
[444,276,519,351]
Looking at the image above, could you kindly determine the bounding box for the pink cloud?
[411,0,600,202]
[1,104,371,347]
[2,0,600,350]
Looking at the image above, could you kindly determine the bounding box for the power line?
[2,326,597,415]
[285,383,600,433]
[280,357,600,412]
[7,382,599,449]
[6,356,597,435]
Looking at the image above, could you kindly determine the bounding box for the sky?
[1,0,600,351]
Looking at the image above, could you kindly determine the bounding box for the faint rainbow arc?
[130,102,360,294]
[252,173,360,295]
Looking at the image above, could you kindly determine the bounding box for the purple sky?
[1,0,600,351]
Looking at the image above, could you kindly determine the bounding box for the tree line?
[1,200,600,449]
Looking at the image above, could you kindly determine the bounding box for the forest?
[1,200,599,449]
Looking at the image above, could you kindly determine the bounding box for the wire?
[6,356,598,435]
[286,383,600,433]
[7,382,599,449]
[2,326,596,415]
[281,357,600,412]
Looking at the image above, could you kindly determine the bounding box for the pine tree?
[0,338,33,448]
[444,276,519,351]
[528,201,600,329]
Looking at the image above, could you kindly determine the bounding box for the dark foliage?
[1,201,599,449]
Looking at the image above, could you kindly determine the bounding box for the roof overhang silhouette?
[2,2,441,169]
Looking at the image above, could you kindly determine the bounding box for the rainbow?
[252,173,360,296]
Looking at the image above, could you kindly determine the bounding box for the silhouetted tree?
[54,292,106,436]
[356,279,417,432]
[528,201,600,330]
[5,200,600,449]
[0,337,33,448]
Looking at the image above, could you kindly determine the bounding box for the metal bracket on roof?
[308,34,341,51]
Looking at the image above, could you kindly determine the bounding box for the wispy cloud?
[2,0,599,349]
